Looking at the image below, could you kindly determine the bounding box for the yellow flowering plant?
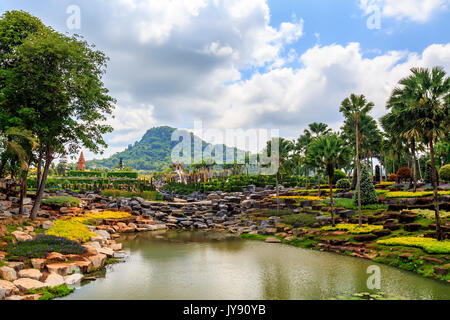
[46,220,96,243]
[322,223,383,234]
[377,237,450,254]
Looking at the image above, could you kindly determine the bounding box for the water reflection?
[63,231,450,300]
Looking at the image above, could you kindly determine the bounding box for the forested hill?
[86,126,244,171]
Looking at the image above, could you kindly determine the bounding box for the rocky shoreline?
[1,186,449,300]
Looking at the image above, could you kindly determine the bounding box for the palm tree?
[308,133,351,226]
[308,122,331,138]
[265,138,294,213]
[396,67,450,240]
[340,94,374,227]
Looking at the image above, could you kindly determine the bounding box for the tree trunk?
[0,156,6,178]
[276,172,280,214]
[329,174,335,227]
[36,148,43,194]
[411,138,417,192]
[429,139,442,240]
[317,174,321,197]
[30,150,53,220]
[356,119,362,227]
[18,159,31,215]
[417,157,423,181]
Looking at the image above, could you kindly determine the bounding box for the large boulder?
[0,279,20,296]
[0,266,17,281]
[13,278,46,292]
[45,273,65,287]
[11,231,32,242]
[87,254,106,270]
[18,269,42,281]
[64,273,84,286]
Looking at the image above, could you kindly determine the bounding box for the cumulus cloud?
[359,0,450,23]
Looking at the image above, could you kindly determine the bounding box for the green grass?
[26,284,75,300]
[324,198,387,210]
[41,196,80,207]
[254,209,293,217]
[281,213,316,227]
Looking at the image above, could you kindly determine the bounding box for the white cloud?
[360,0,450,23]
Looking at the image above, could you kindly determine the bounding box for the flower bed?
[322,223,383,234]
[46,220,96,242]
[384,191,450,198]
[377,237,450,254]
[3,235,86,258]
[71,211,132,224]
[376,181,396,186]
[277,196,325,201]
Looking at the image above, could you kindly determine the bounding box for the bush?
[41,196,80,207]
[439,164,450,182]
[377,237,450,254]
[332,170,347,184]
[27,284,74,300]
[46,220,96,242]
[353,167,379,205]
[336,178,351,189]
[281,213,316,227]
[397,167,412,182]
[71,211,132,224]
[107,171,138,178]
[388,174,398,182]
[3,235,86,258]
[68,170,103,177]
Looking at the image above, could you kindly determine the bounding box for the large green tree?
[340,94,374,227]
[1,12,116,220]
[307,133,351,226]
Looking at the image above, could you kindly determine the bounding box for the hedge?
[107,171,138,178]
[68,170,103,177]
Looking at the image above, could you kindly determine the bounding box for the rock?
[64,273,84,285]
[45,273,65,287]
[94,229,111,240]
[87,254,106,270]
[5,295,25,300]
[0,287,4,300]
[0,266,17,281]
[73,260,93,273]
[11,231,32,242]
[31,259,46,270]
[97,247,114,257]
[46,263,79,276]
[42,221,54,230]
[353,234,378,242]
[265,237,282,243]
[372,229,391,237]
[207,193,221,201]
[13,278,46,292]
[6,261,24,272]
[263,228,277,235]
[110,243,122,251]
[241,199,258,209]
[434,266,448,276]
[46,252,65,262]
[423,257,443,264]
[18,269,42,281]
[339,210,355,218]
[404,223,422,232]
[0,279,20,296]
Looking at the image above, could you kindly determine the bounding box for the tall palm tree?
[308,133,351,226]
[340,94,374,227]
[308,122,331,138]
[265,138,294,213]
[396,67,450,240]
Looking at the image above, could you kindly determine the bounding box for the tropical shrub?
[333,170,347,184]
[439,164,450,182]
[397,167,412,182]
[41,196,80,207]
[353,167,379,205]
[336,178,351,189]
[377,237,450,254]
[388,174,398,182]
[46,220,96,242]
[322,223,383,234]
[3,235,86,258]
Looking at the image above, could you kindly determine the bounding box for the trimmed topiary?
[353,167,379,206]
[388,174,398,182]
[439,164,450,182]
[336,178,351,190]
[397,167,412,182]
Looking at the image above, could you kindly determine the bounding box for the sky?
[1,0,450,161]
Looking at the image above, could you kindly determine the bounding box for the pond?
[62,231,450,300]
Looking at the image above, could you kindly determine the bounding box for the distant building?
[77,152,86,171]
[119,157,124,170]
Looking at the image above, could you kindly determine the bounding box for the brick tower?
[77,151,86,171]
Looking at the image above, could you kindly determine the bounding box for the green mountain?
[86,126,246,171]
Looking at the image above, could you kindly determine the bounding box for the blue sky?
[1,0,450,160]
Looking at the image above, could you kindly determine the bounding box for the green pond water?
[63,231,450,300]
